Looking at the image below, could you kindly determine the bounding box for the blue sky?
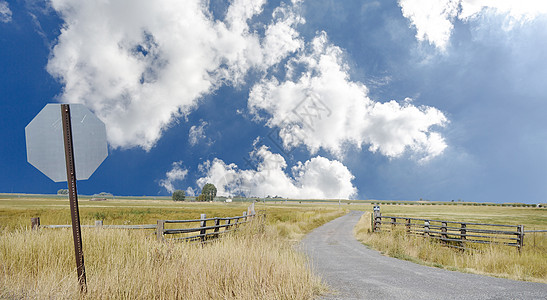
[1,0,546,203]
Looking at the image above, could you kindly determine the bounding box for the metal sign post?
[26,103,108,295]
[61,104,87,293]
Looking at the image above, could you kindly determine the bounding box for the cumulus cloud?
[196,145,357,199]
[159,161,188,193]
[249,33,448,160]
[47,0,304,150]
[0,1,12,23]
[189,121,208,146]
[399,0,547,50]
[399,0,459,51]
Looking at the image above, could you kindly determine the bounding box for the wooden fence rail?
[157,211,258,242]
[31,203,260,244]
[371,213,526,251]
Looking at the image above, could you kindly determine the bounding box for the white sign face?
[25,104,108,182]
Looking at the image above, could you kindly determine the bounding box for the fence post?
[243,211,247,222]
[95,220,103,228]
[31,217,40,230]
[248,203,255,216]
[460,223,466,241]
[391,217,396,231]
[200,214,207,242]
[214,218,220,238]
[406,218,411,233]
[441,222,447,244]
[373,206,381,232]
[424,220,430,237]
[157,220,165,241]
[226,219,231,231]
[517,225,524,253]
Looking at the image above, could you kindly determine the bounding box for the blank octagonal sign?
[25,104,108,182]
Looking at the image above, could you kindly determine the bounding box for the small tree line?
[172,183,217,202]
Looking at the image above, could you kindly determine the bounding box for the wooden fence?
[156,212,257,242]
[371,212,527,251]
[31,204,260,243]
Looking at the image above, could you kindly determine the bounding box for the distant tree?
[57,189,68,195]
[199,183,217,202]
[172,190,186,201]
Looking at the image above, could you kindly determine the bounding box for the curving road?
[300,211,547,300]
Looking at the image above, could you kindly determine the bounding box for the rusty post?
[61,104,87,294]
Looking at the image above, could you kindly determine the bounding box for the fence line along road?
[371,211,531,251]
[31,203,260,244]
[301,211,547,300]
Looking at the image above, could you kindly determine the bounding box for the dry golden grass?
[354,212,547,283]
[265,207,348,241]
[0,198,255,231]
[0,220,327,299]
[0,199,347,300]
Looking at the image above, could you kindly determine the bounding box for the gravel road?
[300,211,547,300]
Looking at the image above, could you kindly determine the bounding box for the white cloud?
[188,121,208,146]
[0,1,12,23]
[459,0,547,21]
[159,161,188,193]
[47,0,304,150]
[249,33,448,160]
[399,0,547,50]
[196,145,357,199]
[399,0,459,51]
[185,187,196,197]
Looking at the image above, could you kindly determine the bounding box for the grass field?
[0,195,347,299]
[1,194,545,298]
[0,195,246,229]
[349,203,546,228]
[353,205,547,283]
